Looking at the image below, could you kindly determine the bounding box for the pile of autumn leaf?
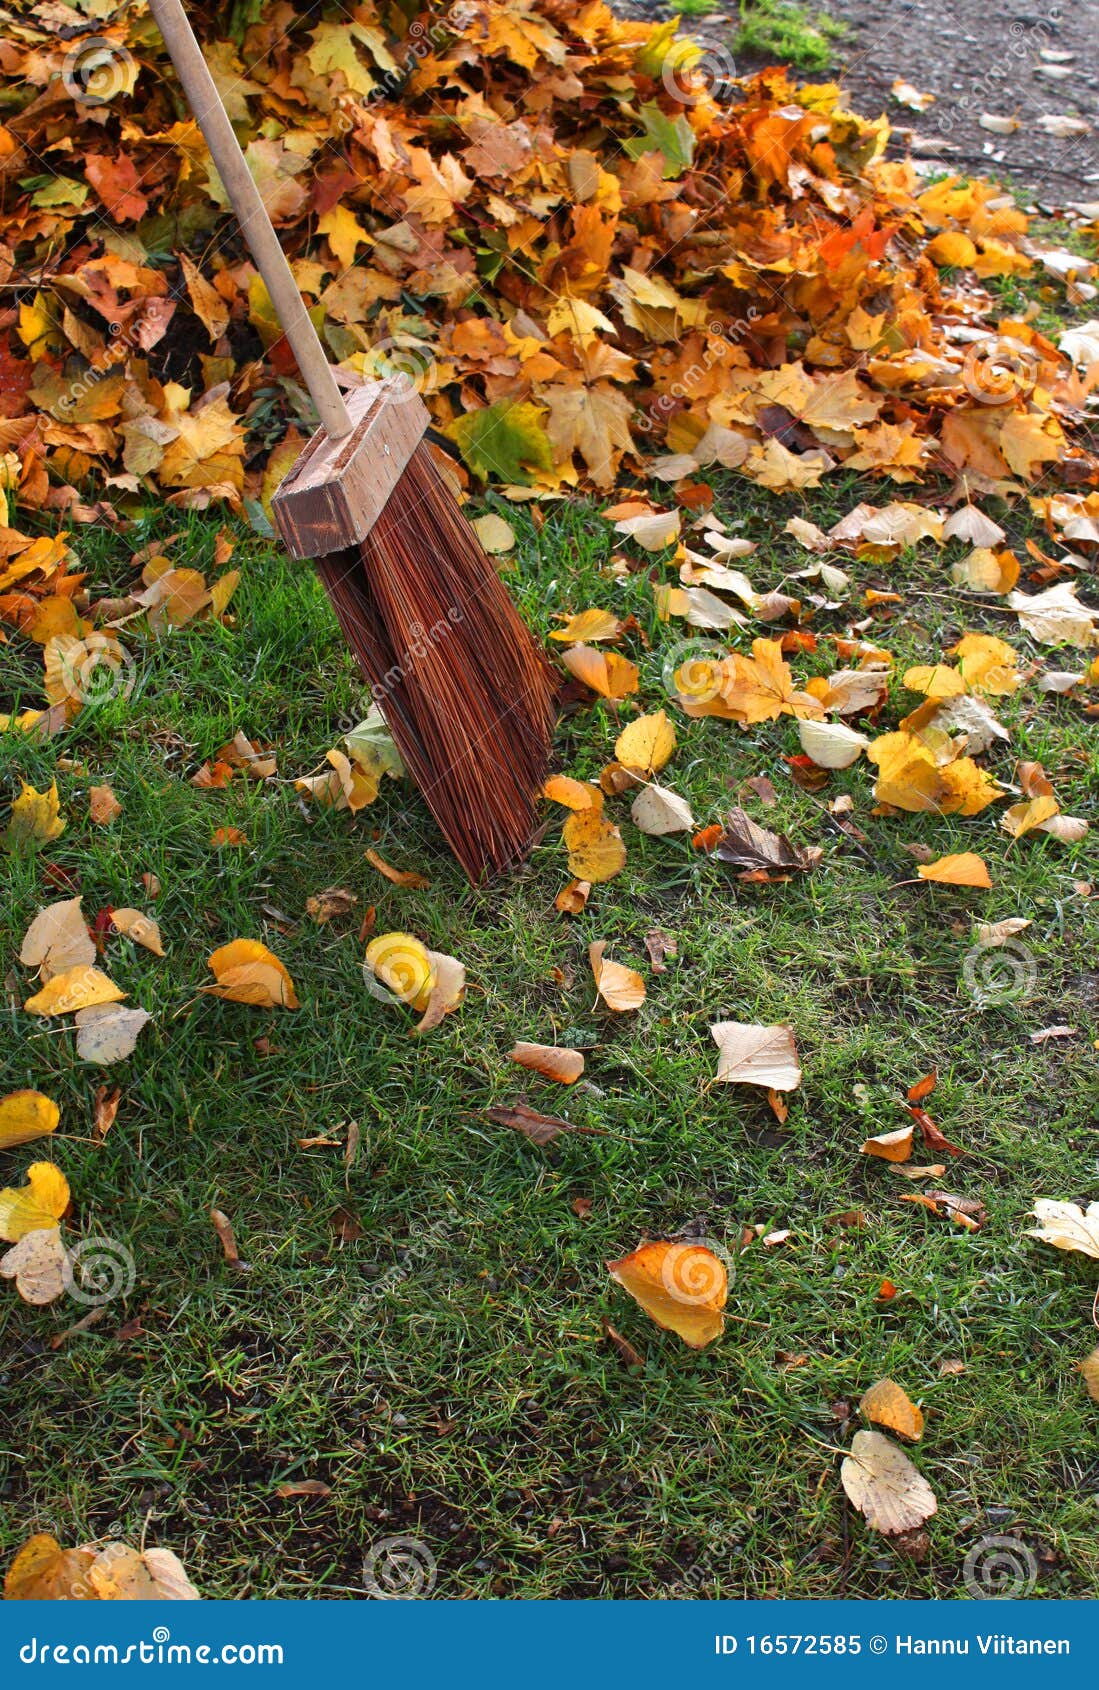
[1,0,1097,550]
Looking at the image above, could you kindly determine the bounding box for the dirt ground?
[619,0,1099,204]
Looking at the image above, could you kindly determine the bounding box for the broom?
[147,0,557,881]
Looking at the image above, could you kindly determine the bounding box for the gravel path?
[617,0,1099,204]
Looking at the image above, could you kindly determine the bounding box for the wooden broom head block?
[271,378,431,559]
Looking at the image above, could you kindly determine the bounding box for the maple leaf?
[445,402,554,483]
[542,382,634,487]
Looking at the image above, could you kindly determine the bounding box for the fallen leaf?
[88,784,122,825]
[487,1102,602,1146]
[976,916,1031,946]
[510,1042,585,1084]
[859,1378,924,1441]
[1028,1200,1099,1259]
[644,928,677,972]
[0,1090,59,1149]
[210,1207,246,1268]
[711,1022,801,1090]
[601,1316,644,1369]
[615,711,676,775]
[798,719,870,769]
[275,1480,332,1500]
[916,853,993,888]
[205,940,299,1009]
[413,949,465,1034]
[0,1227,67,1305]
[1079,1348,1099,1403]
[365,848,430,889]
[559,644,639,700]
[75,1003,150,1064]
[862,1126,915,1162]
[1029,1024,1076,1044]
[841,1430,937,1535]
[589,941,645,1012]
[5,781,65,851]
[0,1162,70,1241]
[305,887,357,925]
[713,809,821,878]
[25,966,125,1017]
[110,908,164,955]
[19,898,95,981]
[630,782,694,835]
[607,1239,726,1349]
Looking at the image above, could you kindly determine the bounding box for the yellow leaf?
[559,644,639,699]
[0,1091,59,1149]
[413,949,465,1035]
[721,639,823,725]
[318,203,370,270]
[4,1536,96,1600]
[548,609,623,643]
[0,1161,70,1241]
[859,1378,925,1441]
[926,231,978,267]
[205,940,299,1009]
[25,966,126,1017]
[1001,795,1061,837]
[607,1239,726,1349]
[5,781,64,851]
[951,632,1020,695]
[615,710,676,775]
[589,940,645,1011]
[916,852,993,888]
[903,664,965,698]
[563,803,626,883]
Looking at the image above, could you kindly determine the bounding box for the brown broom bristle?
[313,442,558,882]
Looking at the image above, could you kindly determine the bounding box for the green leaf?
[444,401,554,484]
[624,103,696,179]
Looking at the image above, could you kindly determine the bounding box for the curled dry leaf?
[589,941,645,1012]
[0,1090,59,1149]
[841,1430,937,1536]
[559,644,639,700]
[714,809,821,879]
[487,1102,603,1147]
[859,1378,924,1441]
[210,1207,246,1269]
[861,1125,915,1162]
[607,1240,727,1350]
[797,719,870,769]
[900,1190,986,1230]
[110,908,164,955]
[413,950,465,1035]
[1027,1199,1099,1259]
[711,1022,801,1091]
[555,879,591,915]
[205,940,299,1009]
[510,1042,585,1084]
[601,1316,645,1370]
[365,848,430,889]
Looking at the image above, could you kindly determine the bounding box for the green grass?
[734,0,845,73]
[0,468,1096,1599]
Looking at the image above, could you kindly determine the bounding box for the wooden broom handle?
[147,0,354,440]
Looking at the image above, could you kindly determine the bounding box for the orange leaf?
[607,1240,726,1349]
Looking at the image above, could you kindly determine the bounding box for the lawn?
[1,461,1096,1600]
